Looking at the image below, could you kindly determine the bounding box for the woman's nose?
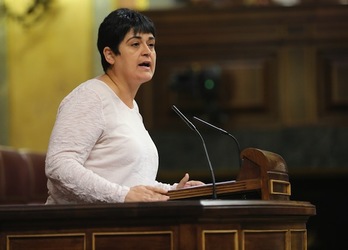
[142,44,152,56]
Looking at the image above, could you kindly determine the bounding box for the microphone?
[193,116,242,168]
[172,105,217,199]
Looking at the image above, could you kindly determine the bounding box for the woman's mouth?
[138,61,151,69]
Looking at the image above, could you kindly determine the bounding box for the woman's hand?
[125,185,169,202]
[176,173,205,189]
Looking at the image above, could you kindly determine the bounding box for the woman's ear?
[103,47,115,65]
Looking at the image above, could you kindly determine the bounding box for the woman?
[45,8,203,204]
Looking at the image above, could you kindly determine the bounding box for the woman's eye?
[132,42,140,47]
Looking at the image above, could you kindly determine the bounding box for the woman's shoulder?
[65,78,110,99]
[58,79,106,107]
[79,78,109,92]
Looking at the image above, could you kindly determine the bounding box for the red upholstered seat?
[21,150,48,204]
[0,146,47,204]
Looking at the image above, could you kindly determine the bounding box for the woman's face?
[113,30,156,85]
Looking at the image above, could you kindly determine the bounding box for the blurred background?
[0,0,347,249]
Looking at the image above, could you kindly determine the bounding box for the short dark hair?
[97,8,156,72]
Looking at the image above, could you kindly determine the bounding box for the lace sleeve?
[46,86,129,203]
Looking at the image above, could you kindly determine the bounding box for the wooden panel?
[152,52,279,129]
[317,47,348,123]
[93,231,173,250]
[7,234,86,250]
[242,230,287,250]
[139,5,348,129]
[202,230,238,250]
[290,230,307,250]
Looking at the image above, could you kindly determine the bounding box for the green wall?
[0,15,9,145]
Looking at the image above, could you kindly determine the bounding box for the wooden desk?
[0,200,315,250]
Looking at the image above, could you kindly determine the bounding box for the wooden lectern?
[0,148,316,250]
[168,147,291,201]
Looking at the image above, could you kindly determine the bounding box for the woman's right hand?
[125,185,169,202]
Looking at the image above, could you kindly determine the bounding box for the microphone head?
[193,115,242,168]
[172,105,196,131]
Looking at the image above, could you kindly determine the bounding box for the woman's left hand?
[176,173,205,189]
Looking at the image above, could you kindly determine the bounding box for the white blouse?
[45,79,174,204]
